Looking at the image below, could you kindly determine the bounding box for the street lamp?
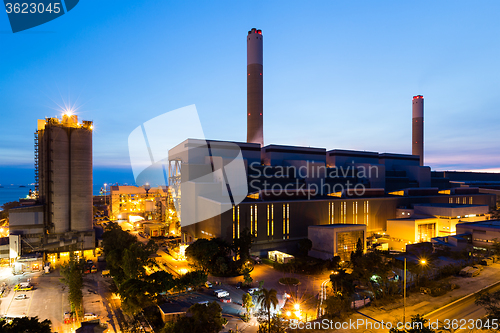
[104,183,108,207]
[404,258,428,324]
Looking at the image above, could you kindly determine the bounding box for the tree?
[242,292,254,318]
[243,267,253,286]
[160,302,224,333]
[389,314,436,333]
[0,316,51,333]
[60,255,84,318]
[102,224,159,315]
[0,200,21,224]
[233,228,253,263]
[185,238,223,273]
[146,271,176,293]
[330,269,354,294]
[297,238,313,257]
[119,278,156,315]
[257,314,287,333]
[491,238,500,256]
[178,270,207,290]
[324,293,350,319]
[350,238,364,262]
[102,224,157,282]
[476,290,500,320]
[257,288,279,333]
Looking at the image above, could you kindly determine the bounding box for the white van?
[214,290,229,298]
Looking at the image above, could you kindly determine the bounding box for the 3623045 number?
[5,3,61,14]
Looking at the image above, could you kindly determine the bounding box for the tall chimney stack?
[247,28,263,146]
[412,95,424,166]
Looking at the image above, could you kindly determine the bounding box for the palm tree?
[257,288,279,333]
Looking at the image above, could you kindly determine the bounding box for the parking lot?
[0,267,72,332]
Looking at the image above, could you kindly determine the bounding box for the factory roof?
[159,300,192,315]
[457,220,500,230]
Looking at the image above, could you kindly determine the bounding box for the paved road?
[424,281,500,332]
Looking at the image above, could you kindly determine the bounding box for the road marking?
[26,289,35,315]
[317,278,329,317]
[424,280,500,318]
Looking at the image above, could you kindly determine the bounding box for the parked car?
[248,287,260,295]
[213,289,224,295]
[14,283,33,291]
[84,313,98,321]
[220,297,232,303]
[251,256,262,264]
[468,268,481,277]
[205,281,213,288]
[198,300,209,305]
[14,294,27,300]
[236,282,242,289]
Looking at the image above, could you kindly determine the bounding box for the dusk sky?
[1,0,500,187]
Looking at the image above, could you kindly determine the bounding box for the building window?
[417,223,435,242]
[354,202,358,224]
[267,205,270,237]
[283,204,286,238]
[463,197,466,204]
[232,206,235,239]
[364,201,369,227]
[283,204,289,239]
[469,196,473,204]
[449,197,453,204]
[287,204,289,239]
[271,204,274,236]
[340,202,346,224]
[254,205,258,237]
[237,206,240,239]
[328,202,335,224]
[250,206,253,236]
[336,230,363,261]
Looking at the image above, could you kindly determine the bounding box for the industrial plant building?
[166,28,499,259]
[8,114,95,262]
[109,185,169,222]
[169,138,496,256]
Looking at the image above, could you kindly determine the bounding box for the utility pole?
[403,258,406,325]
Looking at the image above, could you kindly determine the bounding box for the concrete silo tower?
[247,28,264,146]
[36,114,93,238]
[412,95,424,166]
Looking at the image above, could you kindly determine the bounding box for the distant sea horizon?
[0,183,130,208]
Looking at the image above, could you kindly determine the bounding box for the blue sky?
[1,0,500,186]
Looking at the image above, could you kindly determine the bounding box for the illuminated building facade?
[308,224,366,261]
[169,139,496,255]
[109,185,169,222]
